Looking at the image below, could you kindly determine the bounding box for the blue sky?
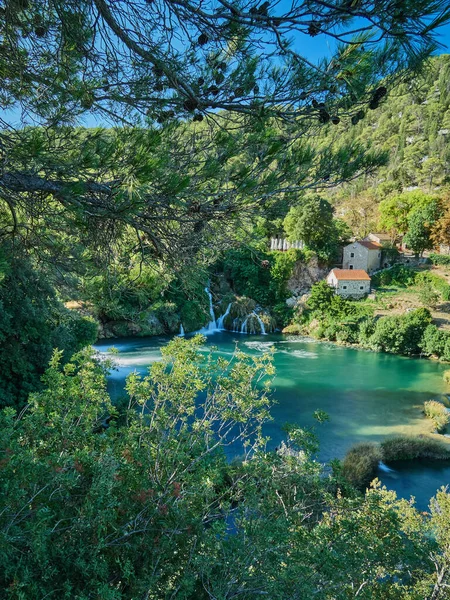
[4,17,450,128]
[291,21,450,62]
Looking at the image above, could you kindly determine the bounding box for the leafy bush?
[358,317,377,345]
[381,436,450,461]
[371,265,417,288]
[424,400,450,433]
[0,248,98,410]
[416,271,450,301]
[418,286,440,308]
[429,253,450,266]
[420,325,450,359]
[221,247,303,314]
[341,443,382,490]
[368,308,432,355]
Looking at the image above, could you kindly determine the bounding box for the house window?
[378,252,381,257]
[350,252,355,258]
[360,286,364,290]
[349,265,354,270]
[343,285,347,290]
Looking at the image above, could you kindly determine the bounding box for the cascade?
[178,324,185,337]
[199,287,219,334]
[198,290,267,335]
[238,312,266,335]
[253,312,266,335]
[240,316,249,334]
[217,303,232,330]
[378,461,395,473]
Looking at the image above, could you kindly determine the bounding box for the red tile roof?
[330,269,371,281]
[358,240,382,250]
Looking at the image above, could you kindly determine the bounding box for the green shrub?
[0,248,99,410]
[341,443,382,490]
[180,300,210,332]
[381,436,450,461]
[424,400,450,433]
[429,253,450,266]
[371,265,417,288]
[335,322,359,344]
[418,286,440,308]
[416,271,450,302]
[420,325,447,357]
[358,317,377,345]
[368,308,432,355]
[221,247,302,310]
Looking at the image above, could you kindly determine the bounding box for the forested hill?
[323,54,450,201]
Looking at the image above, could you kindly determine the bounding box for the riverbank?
[280,264,450,365]
[342,436,450,492]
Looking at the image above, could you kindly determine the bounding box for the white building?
[270,237,304,251]
[327,269,371,298]
[343,240,382,274]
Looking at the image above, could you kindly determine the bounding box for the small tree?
[284,196,335,253]
[307,280,336,313]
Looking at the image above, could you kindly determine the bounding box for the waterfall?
[378,461,395,473]
[197,287,218,334]
[238,312,266,335]
[198,289,267,336]
[253,312,266,335]
[205,287,215,323]
[240,316,249,334]
[178,323,185,337]
[217,303,232,330]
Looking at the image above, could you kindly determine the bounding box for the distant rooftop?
[330,269,371,281]
[358,240,382,250]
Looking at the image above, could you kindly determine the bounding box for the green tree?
[369,308,432,355]
[404,200,442,256]
[0,245,98,409]
[379,191,438,240]
[307,280,336,313]
[1,336,450,598]
[284,195,336,253]
[0,3,448,263]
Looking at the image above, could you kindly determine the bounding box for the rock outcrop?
[287,255,328,297]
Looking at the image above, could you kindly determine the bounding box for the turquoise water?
[95,332,450,510]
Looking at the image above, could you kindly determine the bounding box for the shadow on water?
[94,331,450,511]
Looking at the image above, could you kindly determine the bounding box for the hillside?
[319,54,450,234]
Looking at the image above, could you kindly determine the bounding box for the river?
[95,332,450,510]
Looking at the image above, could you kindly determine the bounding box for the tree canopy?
[1,1,450,265]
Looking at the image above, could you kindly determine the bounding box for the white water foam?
[378,461,395,474]
[243,341,275,352]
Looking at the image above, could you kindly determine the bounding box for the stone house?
[343,240,382,273]
[326,269,371,298]
[363,232,391,245]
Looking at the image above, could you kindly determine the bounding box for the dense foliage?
[299,278,439,356]
[322,55,450,236]
[2,336,450,599]
[220,247,303,324]
[283,195,351,259]
[0,245,97,409]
